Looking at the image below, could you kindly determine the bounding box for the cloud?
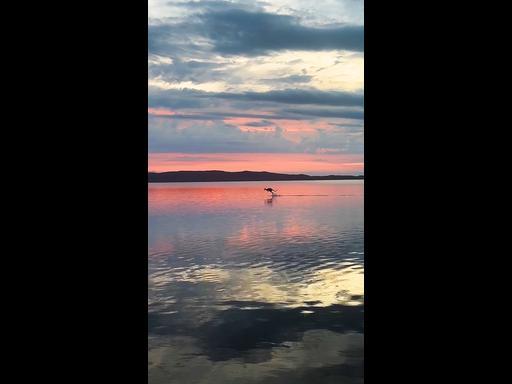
[148,109,321,121]
[148,1,364,163]
[148,7,363,58]
[148,21,206,58]
[244,120,275,127]
[198,9,363,55]
[148,117,298,153]
[149,88,363,112]
[214,89,363,107]
[149,57,222,83]
[283,108,364,120]
[148,87,217,109]
[158,155,242,163]
[170,0,268,12]
[148,108,364,123]
[262,74,313,84]
[149,114,363,155]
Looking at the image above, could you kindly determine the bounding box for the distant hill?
[148,170,364,183]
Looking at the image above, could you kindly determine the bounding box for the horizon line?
[148,169,364,176]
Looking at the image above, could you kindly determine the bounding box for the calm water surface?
[148,180,364,384]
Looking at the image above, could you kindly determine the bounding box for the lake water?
[148,180,364,384]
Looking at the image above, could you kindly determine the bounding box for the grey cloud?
[262,75,313,84]
[329,122,364,130]
[148,117,298,153]
[149,110,295,121]
[298,129,364,154]
[148,87,219,109]
[149,88,363,110]
[170,0,267,12]
[149,8,363,58]
[148,22,207,57]
[149,113,362,155]
[198,10,363,55]
[211,89,363,107]
[244,120,275,127]
[149,58,222,83]
[284,108,364,119]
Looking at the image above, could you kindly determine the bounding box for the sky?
[148,0,364,175]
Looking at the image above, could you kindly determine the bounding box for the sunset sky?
[148,0,364,175]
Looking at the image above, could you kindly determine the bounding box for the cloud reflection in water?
[148,181,363,384]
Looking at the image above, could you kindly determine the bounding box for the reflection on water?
[148,180,364,384]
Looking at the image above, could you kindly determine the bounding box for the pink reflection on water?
[148,181,364,258]
[148,181,363,215]
[148,180,365,310]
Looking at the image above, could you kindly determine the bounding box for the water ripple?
[148,181,364,384]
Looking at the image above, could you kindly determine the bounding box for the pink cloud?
[147,107,177,116]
